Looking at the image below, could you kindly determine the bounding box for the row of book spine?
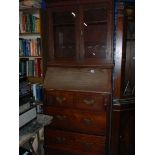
[19,58,42,77]
[32,83,43,102]
[19,12,40,33]
[19,38,41,57]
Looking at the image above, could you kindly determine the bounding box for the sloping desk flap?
[44,67,112,93]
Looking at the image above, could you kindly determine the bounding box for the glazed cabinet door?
[46,2,113,65]
[47,6,80,64]
[80,3,113,64]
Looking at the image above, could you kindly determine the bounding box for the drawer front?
[77,93,110,111]
[45,90,75,108]
[44,107,106,135]
[44,128,106,154]
[45,90,111,111]
[45,147,105,155]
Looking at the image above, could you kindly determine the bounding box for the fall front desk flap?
[44,67,112,93]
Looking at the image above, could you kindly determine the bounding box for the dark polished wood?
[113,3,124,99]
[44,128,106,155]
[110,99,135,155]
[40,9,48,77]
[43,71,112,154]
[44,106,107,135]
[44,67,112,92]
[113,2,135,99]
[111,2,135,155]
[42,0,113,154]
[44,90,110,112]
[77,92,110,111]
[42,0,113,66]
[121,5,135,97]
[45,147,104,155]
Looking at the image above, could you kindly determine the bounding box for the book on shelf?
[31,83,43,102]
[19,38,41,57]
[19,58,42,77]
[27,60,34,77]
[19,59,27,76]
[19,11,40,33]
[36,18,40,33]
[19,0,43,113]
[34,58,42,77]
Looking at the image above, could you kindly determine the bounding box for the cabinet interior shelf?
[53,20,107,27]
[84,20,107,25]
[53,23,75,27]
[84,41,106,44]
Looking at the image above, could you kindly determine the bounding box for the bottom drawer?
[45,146,105,155]
[44,127,106,154]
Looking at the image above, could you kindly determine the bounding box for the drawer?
[44,128,106,155]
[44,107,106,135]
[76,92,110,111]
[45,146,105,155]
[45,90,111,111]
[45,90,75,108]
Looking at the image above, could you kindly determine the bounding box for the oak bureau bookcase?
[41,0,114,154]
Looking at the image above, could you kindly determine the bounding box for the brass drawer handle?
[81,142,94,149]
[83,98,95,105]
[56,96,66,103]
[55,137,66,143]
[55,115,66,120]
[83,118,93,125]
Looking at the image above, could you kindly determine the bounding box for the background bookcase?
[19,1,43,109]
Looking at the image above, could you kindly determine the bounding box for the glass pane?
[53,11,77,59]
[122,19,135,96]
[84,7,107,23]
[83,7,108,59]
